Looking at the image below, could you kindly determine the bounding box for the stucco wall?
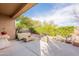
[0,15,15,39]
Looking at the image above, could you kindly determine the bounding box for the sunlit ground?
[14,3,79,56]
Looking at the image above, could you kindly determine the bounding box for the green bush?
[16,15,75,38]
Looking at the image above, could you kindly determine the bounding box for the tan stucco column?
[0,15,15,40]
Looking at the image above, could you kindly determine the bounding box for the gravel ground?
[0,39,79,56]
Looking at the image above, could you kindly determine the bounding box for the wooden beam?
[12,3,36,18]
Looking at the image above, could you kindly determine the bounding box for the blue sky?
[22,3,79,26]
[23,3,70,17]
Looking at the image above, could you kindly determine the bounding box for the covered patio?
[0,3,79,56]
[0,3,35,39]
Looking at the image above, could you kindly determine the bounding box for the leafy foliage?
[16,15,75,38]
[57,26,75,37]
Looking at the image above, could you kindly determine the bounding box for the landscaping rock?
[65,37,72,44]
[72,39,79,47]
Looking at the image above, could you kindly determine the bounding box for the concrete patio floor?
[0,39,79,56]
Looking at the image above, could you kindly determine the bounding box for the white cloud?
[32,4,79,26]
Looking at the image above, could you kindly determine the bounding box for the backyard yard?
[1,3,79,56]
[0,39,79,56]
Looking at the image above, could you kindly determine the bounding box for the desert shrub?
[16,16,75,38]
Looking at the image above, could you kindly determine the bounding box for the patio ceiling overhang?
[0,3,36,18]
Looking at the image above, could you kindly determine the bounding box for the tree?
[16,15,75,38]
[16,15,41,33]
[72,7,79,23]
[57,26,75,37]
